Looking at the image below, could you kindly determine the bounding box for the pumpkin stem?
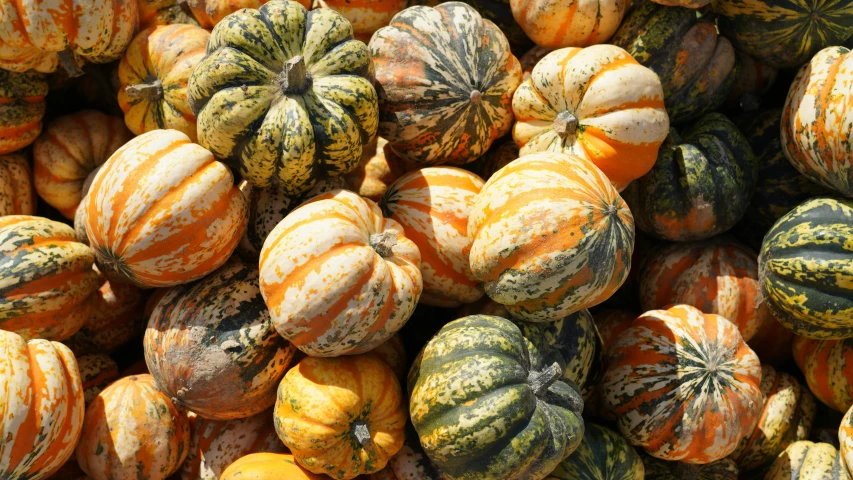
[58,47,84,78]
[553,111,578,139]
[470,89,482,105]
[351,421,372,446]
[369,231,397,258]
[280,56,311,94]
[528,362,562,397]
[126,80,164,101]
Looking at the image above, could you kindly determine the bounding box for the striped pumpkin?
[546,423,644,480]
[641,455,739,479]
[33,110,133,219]
[186,0,311,29]
[766,441,851,479]
[467,0,534,55]
[0,153,36,215]
[610,2,740,125]
[725,51,778,111]
[274,354,406,479]
[188,0,377,196]
[746,307,794,367]
[841,405,853,477]
[468,152,634,322]
[321,0,407,42]
[259,189,422,357]
[623,113,758,242]
[512,45,670,191]
[76,354,120,406]
[0,69,47,155]
[118,25,210,142]
[758,197,853,339]
[792,335,853,412]
[76,374,191,480]
[509,0,629,48]
[381,167,485,307]
[714,0,853,68]
[145,258,296,420]
[782,46,853,197]
[220,453,325,480]
[0,216,99,341]
[137,0,199,29]
[367,334,406,381]
[83,129,248,288]
[1,330,85,480]
[344,137,406,202]
[603,304,763,463]
[594,309,636,353]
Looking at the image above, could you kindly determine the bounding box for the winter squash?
[366,334,406,380]
[509,0,629,48]
[0,216,99,341]
[118,25,210,142]
[468,152,634,322]
[781,47,853,197]
[467,0,534,55]
[594,309,636,353]
[610,2,739,125]
[519,45,551,80]
[623,113,758,242]
[274,354,406,479]
[344,137,406,202]
[792,335,853,413]
[259,189,422,356]
[0,69,47,154]
[145,258,296,420]
[408,315,585,480]
[0,153,36,215]
[603,304,763,463]
[187,0,311,29]
[76,354,120,406]
[0,330,85,480]
[512,45,670,191]
[321,0,407,43]
[714,0,853,68]
[370,2,522,166]
[725,51,778,111]
[758,197,853,339]
[33,110,133,219]
[841,405,853,477]
[547,423,644,480]
[220,453,325,480]
[766,441,851,479]
[188,0,378,196]
[731,365,816,471]
[381,167,485,307]
[137,0,200,29]
[641,455,739,479]
[76,374,191,480]
[83,129,248,288]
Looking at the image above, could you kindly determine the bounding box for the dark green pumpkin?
[758,197,853,339]
[642,455,739,479]
[623,112,758,242]
[408,315,584,480]
[187,0,378,196]
[548,423,644,480]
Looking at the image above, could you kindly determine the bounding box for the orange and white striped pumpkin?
[512,45,670,192]
[793,335,853,413]
[468,152,634,322]
[1,330,85,480]
[259,189,422,357]
[0,69,48,155]
[137,0,199,29]
[76,354,120,406]
[83,129,248,288]
[321,0,408,43]
[33,110,133,219]
[381,167,485,308]
[76,374,191,480]
[509,0,629,48]
[594,309,636,353]
[219,453,325,480]
[0,153,36,216]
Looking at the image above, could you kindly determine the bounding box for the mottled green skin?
[549,424,644,480]
[407,315,584,480]
[642,455,739,479]
[758,197,853,339]
[623,113,758,242]
[466,0,534,56]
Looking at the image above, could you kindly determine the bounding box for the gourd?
[0,153,36,215]
[0,69,48,154]
[765,441,850,480]
[187,0,311,29]
[76,354,120,406]
[137,0,199,29]
[320,0,408,42]
[509,0,629,48]
[793,335,853,413]
[546,423,644,480]
[840,405,853,477]
[219,453,325,480]
[344,137,406,202]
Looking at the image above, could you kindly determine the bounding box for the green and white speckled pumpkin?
[546,423,644,480]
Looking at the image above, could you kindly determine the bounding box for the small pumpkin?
[186,0,311,29]
[641,455,739,479]
[0,152,36,215]
[466,0,534,55]
[220,453,325,480]
[366,334,406,381]
[546,423,644,480]
[320,0,408,42]
[76,354,120,406]
[137,0,200,29]
[792,335,853,413]
[0,69,47,155]
[766,441,851,480]
[840,405,853,477]
[509,0,629,48]
[344,137,406,202]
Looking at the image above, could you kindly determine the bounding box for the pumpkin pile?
[0,0,852,479]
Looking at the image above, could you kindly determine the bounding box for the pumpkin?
[0,69,47,155]
[118,25,210,142]
[746,307,794,368]
[220,453,325,480]
[468,152,634,322]
[467,0,534,55]
[623,113,758,242]
[76,374,191,480]
[594,309,636,353]
[366,334,406,381]
[519,45,551,80]
[180,408,287,480]
[0,330,85,480]
[509,0,629,48]
[408,315,585,480]
[641,455,739,479]
[792,335,853,413]
[714,0,853,68]
[274,354,406,479]
[840,405,853,477]
[781,46,853,197]
[33,110,133,219]
[546,423,644,480]
[145,258,296,420]
[465,138,518,181]
[370,2,522,166]
[320,0,407,43]
[603,304,763,463]
[76,354,120,406]
[0,152,36,215]
[344,137,406,202]
[259,189,422,356]
[511,45,669,191]
[188,0,378,196]
[610,2,740,125]
[766,441,851,479]
[137,0,199,29]
[0,0,138,75]
[186,0,311,29]
[725,51,778,111]
[758,197,853,339]
[83,129,248,288]
[0,216,99,341]
[731,365,817,471]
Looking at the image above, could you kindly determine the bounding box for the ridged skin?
[323,0,407,40]
[782,47,853,197]
[840,405,853,477]
[259,189,423,357]
[793,335,853,412]
[219,453,325,480]
[603,305,763,463]
[468,152,634,322]
[370,2,522,166]
[145,258,296,420]
[594,309,636,353]
[33,110,133,219]
[0,69,47,155]
[118,25,210,142]
[0,153,36,215]
[137,0,199,30]
[408,315,585,480]
[189,0,378,196]
[0,331,85,480]
[766,441,851,479]
[512,45,669,191]
[345,137,406,202]
[76,354,119,406]
[547,423,644,480]
[466,0,534,55]
[274,355,407,479]
[641,455,739,479]
[186,0,311,29]
[83,129,248,288]
[509,0,629,48]
[758,197,853,338]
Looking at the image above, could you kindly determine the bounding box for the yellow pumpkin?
[0,152,36,215]
[220,453,328,480]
